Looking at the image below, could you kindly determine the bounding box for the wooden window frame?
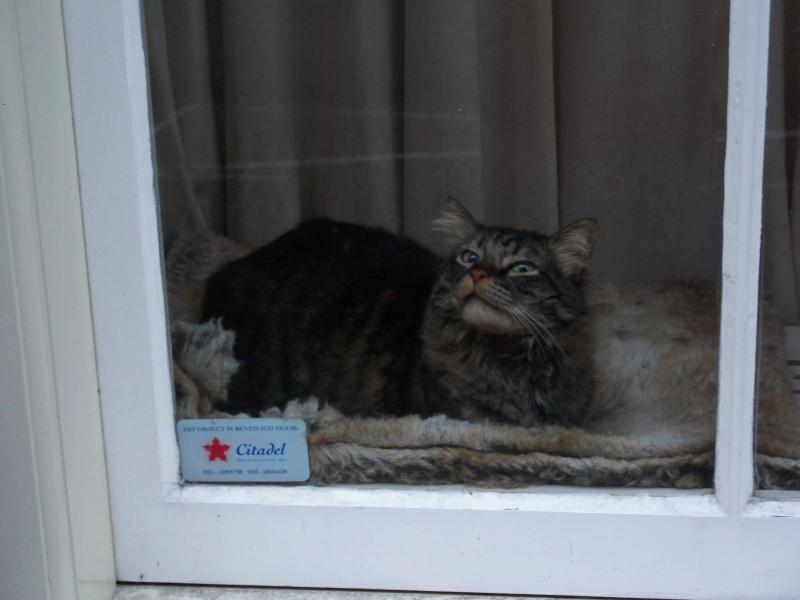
[51,0,800,597]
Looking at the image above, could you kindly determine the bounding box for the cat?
[202,199,598,427]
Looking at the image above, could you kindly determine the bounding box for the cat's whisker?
[505,305,547,341]
[507,305,564,357]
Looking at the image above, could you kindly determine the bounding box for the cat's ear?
[432,197,477,246]
[550,218,599,280]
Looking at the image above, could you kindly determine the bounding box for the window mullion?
[715,0,771,515]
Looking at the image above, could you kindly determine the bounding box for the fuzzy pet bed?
[167,232,800,489]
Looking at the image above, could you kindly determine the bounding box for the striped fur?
[203,202,597,426]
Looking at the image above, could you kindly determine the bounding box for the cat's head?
[430,198,598,337]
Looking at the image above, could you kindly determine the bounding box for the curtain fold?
[552,1,729,284]
[222,1,404,245]
[763,0,800,324]
[401,1,560,253]
[144,0,224,245]
[145,0,798,324]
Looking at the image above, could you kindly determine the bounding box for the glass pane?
[144,0,729,489]
[757,0,800,491]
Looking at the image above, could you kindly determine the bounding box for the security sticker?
[177,419,310,483]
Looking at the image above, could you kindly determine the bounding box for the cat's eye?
[459,249,479,264]
[509,262,538,275]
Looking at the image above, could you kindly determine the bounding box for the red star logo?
[203,437,230,461]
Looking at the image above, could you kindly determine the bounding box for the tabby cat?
[203,199,598,427]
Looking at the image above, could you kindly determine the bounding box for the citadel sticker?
[177,418,310,483]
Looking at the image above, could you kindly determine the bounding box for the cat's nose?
[470,268,489,283]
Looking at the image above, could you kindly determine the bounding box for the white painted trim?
[747,491,800,517]
[167,484,721,516]
[0,0,116,599]
[62,0,180,494]
[113,584,584,600]
[714,0,771,516]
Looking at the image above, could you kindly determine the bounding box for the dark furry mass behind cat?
[203,199,598,427]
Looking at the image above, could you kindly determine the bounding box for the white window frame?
[61,0,800,597]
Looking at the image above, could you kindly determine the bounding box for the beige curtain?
[144,0,797,324]
[764,0,800,324]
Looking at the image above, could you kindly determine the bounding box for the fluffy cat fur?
[171,234,797,488]
[203,199,598,427]
[173,286,798,489]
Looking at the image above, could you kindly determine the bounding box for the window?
[756,0,800,493]
[148,0,730,490]
[62,0,800,597]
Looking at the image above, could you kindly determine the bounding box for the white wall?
[0,0,116,599]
